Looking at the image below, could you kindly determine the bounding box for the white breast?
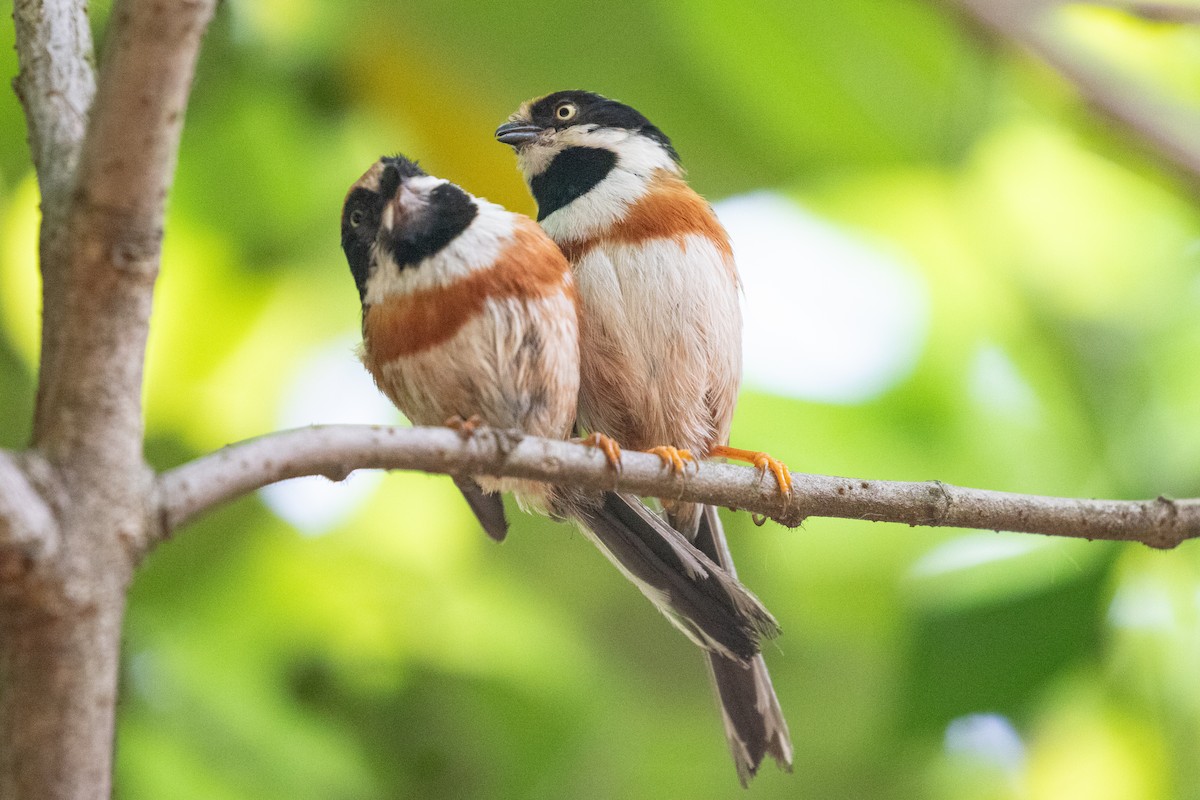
[370,289,580,510]
[372,290,578,435]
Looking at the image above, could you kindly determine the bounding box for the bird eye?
[555,102,577,121]
[349,209,364,228]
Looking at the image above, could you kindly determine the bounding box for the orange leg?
[646,445,697,475]
[577,432,624,472]
[709,445,793,495]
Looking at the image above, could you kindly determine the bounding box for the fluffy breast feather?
[557,170,738,289]
[361,214,579,439]
[570,237,742,453]
[362,218,575,363]
[367,287,579,509]
[366,290,579,434]
[550,168,742,452]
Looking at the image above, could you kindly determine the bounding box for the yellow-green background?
[2,1,1200,797]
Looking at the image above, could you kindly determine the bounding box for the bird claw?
[647,445,697,475]
[710,445,793,496]
[445,414,485,439]
[577,432,623,473]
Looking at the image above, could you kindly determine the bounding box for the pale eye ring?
[555,102,577,121]
[349,209,364,227]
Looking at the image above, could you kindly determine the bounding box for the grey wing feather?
[566,492,779,663]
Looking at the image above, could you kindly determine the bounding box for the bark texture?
[157,425,1200,550]
[3,0,216,797]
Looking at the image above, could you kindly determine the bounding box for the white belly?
[368,292,579,505]
[573,236,742,453]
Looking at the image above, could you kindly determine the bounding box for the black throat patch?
[387,183,479,270]
[529,146,617,221]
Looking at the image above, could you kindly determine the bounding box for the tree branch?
[12,0,97,443]
[4,3,217,795]
[153,425,1200,554]
[11,0,94,208]
[951,0,1200,189]
[1082,0,1200,24]
[33,0,216,463]
[0,451,57,563]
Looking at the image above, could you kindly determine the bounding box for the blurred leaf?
[671,0,994,173]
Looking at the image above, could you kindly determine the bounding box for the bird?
[497,91,794,784]
[339,153,780,678]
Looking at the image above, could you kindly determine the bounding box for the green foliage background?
[2,1,1200,797]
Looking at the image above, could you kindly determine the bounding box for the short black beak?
[495,121,542,146]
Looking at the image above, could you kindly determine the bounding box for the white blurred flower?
[259,336,403,535]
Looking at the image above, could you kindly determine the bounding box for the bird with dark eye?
[341,185,385,300]
[336,154,782,732]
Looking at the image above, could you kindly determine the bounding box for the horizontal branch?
[153,424,1200,553]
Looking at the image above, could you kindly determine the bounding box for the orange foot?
[445,414,485,438]
[647,445,696,475]
[710,445,793,495]
[577,432,623,472]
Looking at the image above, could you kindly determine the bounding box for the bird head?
[340,154,478,301]
[495,91,681,222]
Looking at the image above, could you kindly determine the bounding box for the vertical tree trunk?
[0,459,141,800]
[0,583,128,798]
[2,0,215,793]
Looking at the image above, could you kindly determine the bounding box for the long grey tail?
[453,477,509,542]
[566,492,779,664]
[692,504,794,786]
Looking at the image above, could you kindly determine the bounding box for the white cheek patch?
[516,138,560,179]
[519,125,677,183]
[423,200,517,288]
[575,127,678,178]
[539,168,647,241]
[515,124,601,177]
[404,175,446,194]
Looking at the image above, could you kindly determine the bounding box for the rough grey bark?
[12,0,95,445]
[3,0,216,797]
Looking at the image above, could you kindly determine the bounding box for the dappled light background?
[2,0,1200,797]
